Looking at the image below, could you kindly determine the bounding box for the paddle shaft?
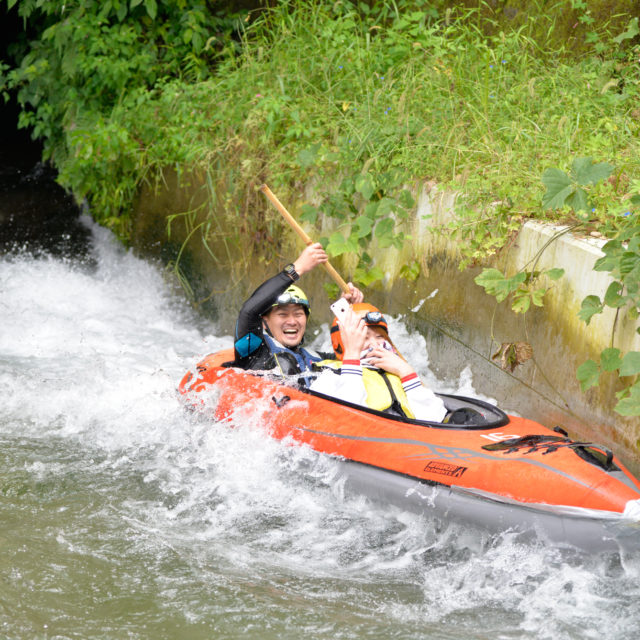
[260,184,350,294]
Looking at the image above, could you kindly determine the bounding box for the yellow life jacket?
[316,360,415,418]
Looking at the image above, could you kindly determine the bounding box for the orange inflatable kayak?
[179,349,640,552]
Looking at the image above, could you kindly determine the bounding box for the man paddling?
[233,242,363,386]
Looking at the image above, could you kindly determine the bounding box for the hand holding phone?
[331,300,368,360]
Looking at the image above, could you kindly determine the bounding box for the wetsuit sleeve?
[401,374,447,422]
[234,271,294,365]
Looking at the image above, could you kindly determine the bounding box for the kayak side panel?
[178,355,640,525]
[336,460,640,553]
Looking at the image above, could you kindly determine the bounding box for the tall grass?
[12,0,639,275]
[143,0,637,272]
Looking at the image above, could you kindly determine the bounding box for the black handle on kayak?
[272,395,291,408]
[572,443,615,471]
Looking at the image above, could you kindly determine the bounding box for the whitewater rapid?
[1,218,639,640]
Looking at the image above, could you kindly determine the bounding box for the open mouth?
[280,326,301,342]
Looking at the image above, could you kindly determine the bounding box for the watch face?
[284,264,298,279]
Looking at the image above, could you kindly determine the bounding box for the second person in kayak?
[310,303,447,422]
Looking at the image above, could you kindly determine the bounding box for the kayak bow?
[179,349,640,552]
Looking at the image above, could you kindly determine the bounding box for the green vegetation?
[476,157,640,415]
[1,0,248,236]
[3,1,638,251]
[2,0,640,412]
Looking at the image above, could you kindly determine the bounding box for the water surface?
[1,221,639,639]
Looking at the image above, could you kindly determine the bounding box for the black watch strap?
[283,263,300,281]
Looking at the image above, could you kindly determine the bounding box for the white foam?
[2,220,639,638]
[623,498,640,521]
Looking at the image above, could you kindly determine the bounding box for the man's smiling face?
[263,304,308,348]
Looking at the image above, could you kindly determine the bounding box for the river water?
[1,215,640,639]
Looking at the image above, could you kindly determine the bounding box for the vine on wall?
[475,158,640,416]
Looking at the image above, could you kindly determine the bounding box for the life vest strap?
[380,373,409,418]
[263,334,320,387]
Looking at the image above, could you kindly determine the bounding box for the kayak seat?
[443,407,488,426]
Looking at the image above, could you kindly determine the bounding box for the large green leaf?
[530,287,546,307]
[619,251,639,276]
[355,173,376,200]
[326,231,357,257]
[145,0,158,20]
[619,351,640,377]
[577,359,600,391]
[353,215,374,238]
[615,381,640,416]
[364,200,379,217]
[541,168,574,209]
[475,268,506,294]
[601,239,623,256]
[594,254,619,272]
[545,268,565,281]
[571,157,614,186]
[475,268,526,303]
[376,197,396,216]
[565,187,589,212]
[603,281,625,308]
[578,295,603,324]
[511,291,531,314]
[600,347,622,372]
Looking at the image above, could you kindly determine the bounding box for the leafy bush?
[2,0,249,233]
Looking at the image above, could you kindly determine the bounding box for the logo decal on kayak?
[424,461,467,478]
[480,432,520,442]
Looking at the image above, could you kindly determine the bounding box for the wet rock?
[0,129,94,262]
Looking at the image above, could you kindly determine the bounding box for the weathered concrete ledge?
[510,221,640,355]
[131,177,640,472]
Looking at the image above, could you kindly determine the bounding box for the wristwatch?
[283,263,300,281]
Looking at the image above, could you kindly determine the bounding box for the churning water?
[1,219,639,640]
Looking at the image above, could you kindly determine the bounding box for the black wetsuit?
[233,270,324,385]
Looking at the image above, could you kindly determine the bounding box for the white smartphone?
[330,298,350,321]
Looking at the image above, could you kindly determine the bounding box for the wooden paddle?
[260,184,350,294]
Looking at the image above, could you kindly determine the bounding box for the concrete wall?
[366,186,640,472]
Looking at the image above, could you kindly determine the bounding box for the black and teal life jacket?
[263,334,322,387]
